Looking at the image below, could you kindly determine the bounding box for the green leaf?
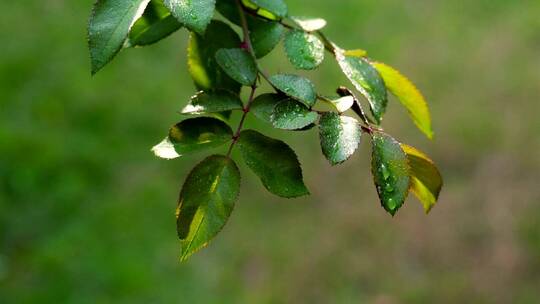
[373,62,434,139]
[336,51,388,124]
[163,0,215,34]
[401,144,442,213]
[241,0,287,19]
[250,93,286,124]
[290,16,327,32]
[238,130,309,198]
[152,117,232,159]
[215,0,284,58]
[284,30,325,70]
[177,155,240,261]
[188,20,241,93]
[371,132,410,216]
[271,100,319,130]
[269,74,317,107]
[318,113,362,165]
[88,0,151,74]
[215,48,258,86]
[250,19,285,58]
[127,0,182,47]
[181,90,243,115]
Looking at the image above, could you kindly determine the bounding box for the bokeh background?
[2,0,540,303]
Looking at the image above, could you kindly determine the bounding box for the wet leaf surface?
[164,0,215,34]
[269,74,317,107]
[336,52,388,124]
[319,113,362,165]
[271,99,319,130]
[284,30,325,70]
[371,132,410,215]
[250,93,287,124]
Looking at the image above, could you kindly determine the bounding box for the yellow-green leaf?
[373,62,433,139]
[344,49,367,58]
[401,144,442,213]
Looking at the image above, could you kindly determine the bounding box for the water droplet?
[380,163,391,180]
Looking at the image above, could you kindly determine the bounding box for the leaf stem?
[227,0,263,157]
[227,84,257,156]
[316,30,337,53]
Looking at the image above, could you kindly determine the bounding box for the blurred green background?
[2,0,540,303]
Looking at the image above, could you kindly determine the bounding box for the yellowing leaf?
[373,62,433,139]
[344,49,367,58]
[401,144,442,213]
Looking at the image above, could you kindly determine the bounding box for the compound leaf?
[250,93,286,124]
[188,20,241,93]
[373,62,433,139]
[371,132,410,216]
[164,0,215,34]
[401,144,442,213]
[88,0,151,74]
[177,155,240,261]
[127,0,182,47]
[152,117,232,159]
[215,48,258,86]
[336,51,387,124]
[319,113,362,165]
[238,130,309,198]
[181,90,243,115]
[269,74,317,107]
[271,99,319,130]
[284,30,325,70]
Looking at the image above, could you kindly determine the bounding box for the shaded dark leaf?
[177,155,240,261]
[238,130,309,198]
[215,48,258,86]
[127,0,182,47]
[187,20,241,93]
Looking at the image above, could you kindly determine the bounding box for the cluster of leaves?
[88,0,443,261]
